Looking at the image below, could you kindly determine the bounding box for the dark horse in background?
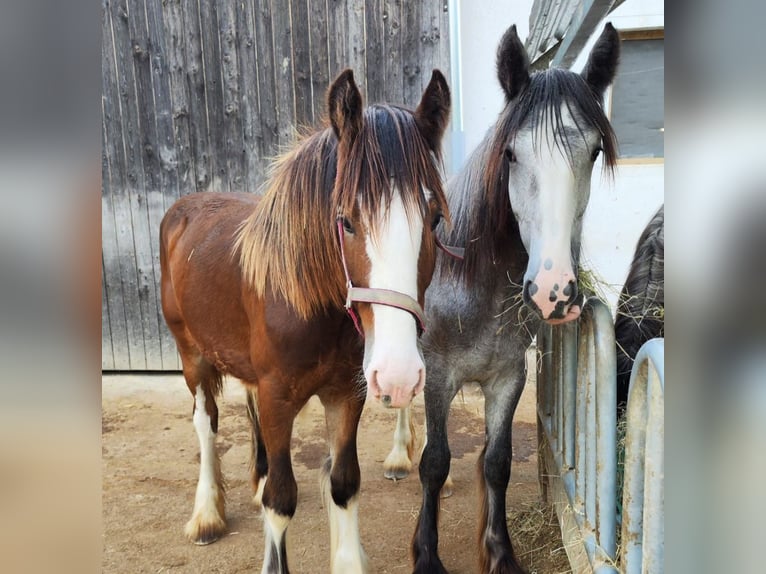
[160,69,451,574]
[406,23,621,574]
[615,205,665,411]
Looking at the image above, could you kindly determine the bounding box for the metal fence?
[621,338,664,574]
[536,298,664,574]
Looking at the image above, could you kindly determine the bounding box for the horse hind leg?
[246,388,268,506]
[182,353,227,545]
[383,406,416,480]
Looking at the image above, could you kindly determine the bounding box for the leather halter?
[336,218,465,338]
[337,218,427,338]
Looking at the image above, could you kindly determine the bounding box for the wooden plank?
[181,0,212,191]
[198,0,228,191]
[345,0,368,102]
[109,0,149,370]
[383,0,403,105]
[237,0,265,193]
[102,2,131,370]
[218,0,246,191]
[419,0,441,95]
[162,0,195,197]
[253,0,279,173]
[327,0,347,83]
[125,0,166,370]
[271,0,297,142]
[144,0,182,369]
[101,255,115,371]
[438,0,450,83]
[290,0,314,126]
[308,0,330,124]
[401,0,421,107]
[364,0,385,105]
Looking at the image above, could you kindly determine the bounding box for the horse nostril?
[381,395,392,407]
[562,280,577,303]
[523,280,539,300]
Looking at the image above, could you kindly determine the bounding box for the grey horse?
[388,23,622,574]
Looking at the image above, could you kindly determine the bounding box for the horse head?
[495,23,619,323]
[329,69,451,407]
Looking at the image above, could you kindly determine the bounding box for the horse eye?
[591,147,602,162]
[505,148,517,164]
[342,217,354,234]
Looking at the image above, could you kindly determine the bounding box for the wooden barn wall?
[102,0,451,370]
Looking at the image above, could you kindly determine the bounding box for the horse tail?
[615,205,664,409]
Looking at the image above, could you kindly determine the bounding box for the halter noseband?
[337,218,427,338]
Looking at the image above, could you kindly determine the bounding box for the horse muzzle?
[523,269,582,324]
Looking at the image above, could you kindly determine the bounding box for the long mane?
[441,68,618,284]
[235,105,447,320]
[235,127,344,320]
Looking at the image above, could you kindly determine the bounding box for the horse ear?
[415,70,451,153]
[496,24,530,102]
[328,69,363,141]
[581,22,620,98]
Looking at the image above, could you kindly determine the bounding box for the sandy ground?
[102,369,569,574]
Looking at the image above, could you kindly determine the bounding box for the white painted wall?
[451,0,534,170]
[574,1,664,311]
[452,0,664,313]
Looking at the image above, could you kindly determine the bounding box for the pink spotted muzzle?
[523,264,582,324]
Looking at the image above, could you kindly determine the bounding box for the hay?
[507,501,573,574]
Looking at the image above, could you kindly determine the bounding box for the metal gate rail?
[621,338,664,574]
[537,298,617,574]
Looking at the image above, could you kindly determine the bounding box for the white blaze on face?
[511,106,596,322]
[362,191,425,408]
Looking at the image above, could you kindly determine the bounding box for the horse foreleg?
[321,393,367,574]
[420,413,454,498]
[411,381,453,574]
[258,393,298,574]
[384,406,415,480]
[477,381,526,574]
[185,381,227,545]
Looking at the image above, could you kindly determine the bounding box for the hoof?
[383,465,411,480]
[413,557,448,574]
[184,514,227,545]
[384,449,412,481]
[440,474,454,499]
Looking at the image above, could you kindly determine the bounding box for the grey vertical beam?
[272,0,297,141]
[308,0,330,122]
[109,0,149,370]
[181,0,212,191]
[290,0,314,126]
[218,0,246,191]
[364,0,385,104]
[238,0,266,193]
[102,0,130,370]
[199,0,227,191]
[163,0,195,197]
[345,0,368,101]
[253,0,279,180]
[383,0,403,105]
[400,0,420,107]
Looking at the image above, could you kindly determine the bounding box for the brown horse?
[159,69,450,573]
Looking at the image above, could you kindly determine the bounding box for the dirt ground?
[102,371,570,574]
